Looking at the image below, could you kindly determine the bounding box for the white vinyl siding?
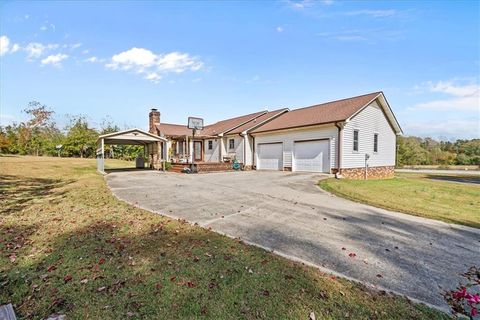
[204,139,219,162]
[342,101,396,168]
[225,135,244,163]
[254,125,337,170]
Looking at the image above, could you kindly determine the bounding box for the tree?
[63,115,98,158]
[18,101,56,156]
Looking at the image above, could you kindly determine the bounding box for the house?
[148,91,402,179]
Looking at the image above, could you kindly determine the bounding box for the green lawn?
[319,173,480,229]
[0,156,448,319]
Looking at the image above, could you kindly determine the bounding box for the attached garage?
[257,143,283,170]
[293,139,330,173]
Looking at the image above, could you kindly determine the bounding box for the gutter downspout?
[334,122,343,178]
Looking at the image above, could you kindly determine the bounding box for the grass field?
[0,156,448,319]
[319,173,480,229]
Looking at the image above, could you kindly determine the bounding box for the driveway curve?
[106,170,480,311]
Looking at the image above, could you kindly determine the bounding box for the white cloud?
[1,35,21,56]
[317,29,369,42]
[70,43,82,50]
[0,114,16,126]
[404,119,480,140]
[41,53,68,67]
[106,47,203,83]
[428,80,479,97]
[81,49,89,55]
[413,79,480,112]
[84,56,105,63]
[276,26,284,33]
[345,9,397,18]
[40,21,56,32]
[11,43,20,53]
[24,42,59,59]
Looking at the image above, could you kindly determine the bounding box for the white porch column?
[185,135,188,161]
[218,135,225,162]
[100,138,105,172]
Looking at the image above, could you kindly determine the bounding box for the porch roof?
[97,128,167,145]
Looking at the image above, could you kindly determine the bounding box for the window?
[373,133,378,153]
[229,138,235,150]
[208,140,213,150]
[353,130,359,152]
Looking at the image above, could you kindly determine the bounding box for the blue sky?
[1,0,479,139]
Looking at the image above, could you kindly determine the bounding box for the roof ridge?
[206,110,268,126]
[157,123,188,127]
[290,91,382,113]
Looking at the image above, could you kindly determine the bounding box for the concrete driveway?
[106,170,480,311]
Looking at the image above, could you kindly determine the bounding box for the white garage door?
[257,143,283,170]
[293,140,330,173]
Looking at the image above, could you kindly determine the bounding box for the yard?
[0,156,448,319]
[319,172,480,229]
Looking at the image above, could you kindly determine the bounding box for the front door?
[194,141,203,161]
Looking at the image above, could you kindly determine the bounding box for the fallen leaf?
[9,253,17,262]
[348,253,356,258]
[97,286,107,292]
[64,275,73,283]
[376,274,383,278]
[47,265,56,272]
[261,289,270,296]
[99,258,106,265]
[341,247,346,251]
[309,311,316,320]
[80,278,88,284]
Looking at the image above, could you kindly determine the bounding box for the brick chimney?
[149,108,160,134]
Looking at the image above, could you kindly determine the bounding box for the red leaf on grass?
[99,258,106,265]
[186,281,195,288]
[64,275,73,283]
[47,265,56,272]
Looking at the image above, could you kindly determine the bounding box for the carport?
[96,128,167,173]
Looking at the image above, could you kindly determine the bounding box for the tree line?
[1,101,479,166]
[0,101,143,160]
[396,136,480,166]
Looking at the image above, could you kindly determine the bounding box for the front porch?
[169,162,239,173]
